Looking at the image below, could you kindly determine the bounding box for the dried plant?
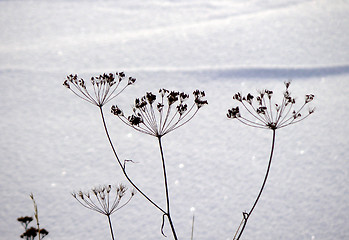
[72,184,135,240]
[63,73,207,239]
[227,81,315,239]
[17,194,49,240]
[111,89,207,239]
[63,72,315,239]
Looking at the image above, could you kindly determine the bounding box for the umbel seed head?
[72,184,134,216]
[227,81,315,130]
[111,89,208,137]
[63,72,136,107]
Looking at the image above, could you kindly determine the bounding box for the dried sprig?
[72,184,135,240]
[227,81,315,130]
[29,193,49,240]
[63,72,136,107]
[18,195,49,240]
[111,89,207,137]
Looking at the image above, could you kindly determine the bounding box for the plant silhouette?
[63,73,315,239]
[227,81,315,239]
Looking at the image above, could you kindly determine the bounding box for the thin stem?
[99,107,165,214]
[235,129,276,240]
[191,214,195,240]
[158,137,178,240]
[107,215,115,240]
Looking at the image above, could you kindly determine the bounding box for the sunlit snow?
[0,0,348,240]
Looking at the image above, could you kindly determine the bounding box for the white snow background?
[1,0,349,239]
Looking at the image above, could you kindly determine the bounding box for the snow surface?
[0,0,349,239]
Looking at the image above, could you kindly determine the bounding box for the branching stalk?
[99,106,165,214]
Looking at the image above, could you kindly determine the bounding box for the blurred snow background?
[0,0,348,239]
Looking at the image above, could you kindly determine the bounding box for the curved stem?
[235,129,276,240]
[99,107,165,214]
[107,215,115,240]
[158,136,178,240]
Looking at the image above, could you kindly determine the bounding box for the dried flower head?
[227,81,315,129]
[17,216,33,229]
[72,184,135,216]
[38,228,49,238]
[20,227,37,239]
[63,72,136,107]
[111,89,208,137]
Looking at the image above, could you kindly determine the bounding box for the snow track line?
[1,64,349,78]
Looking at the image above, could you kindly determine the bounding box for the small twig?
[123,159,138,170]
[161,214,167,237]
